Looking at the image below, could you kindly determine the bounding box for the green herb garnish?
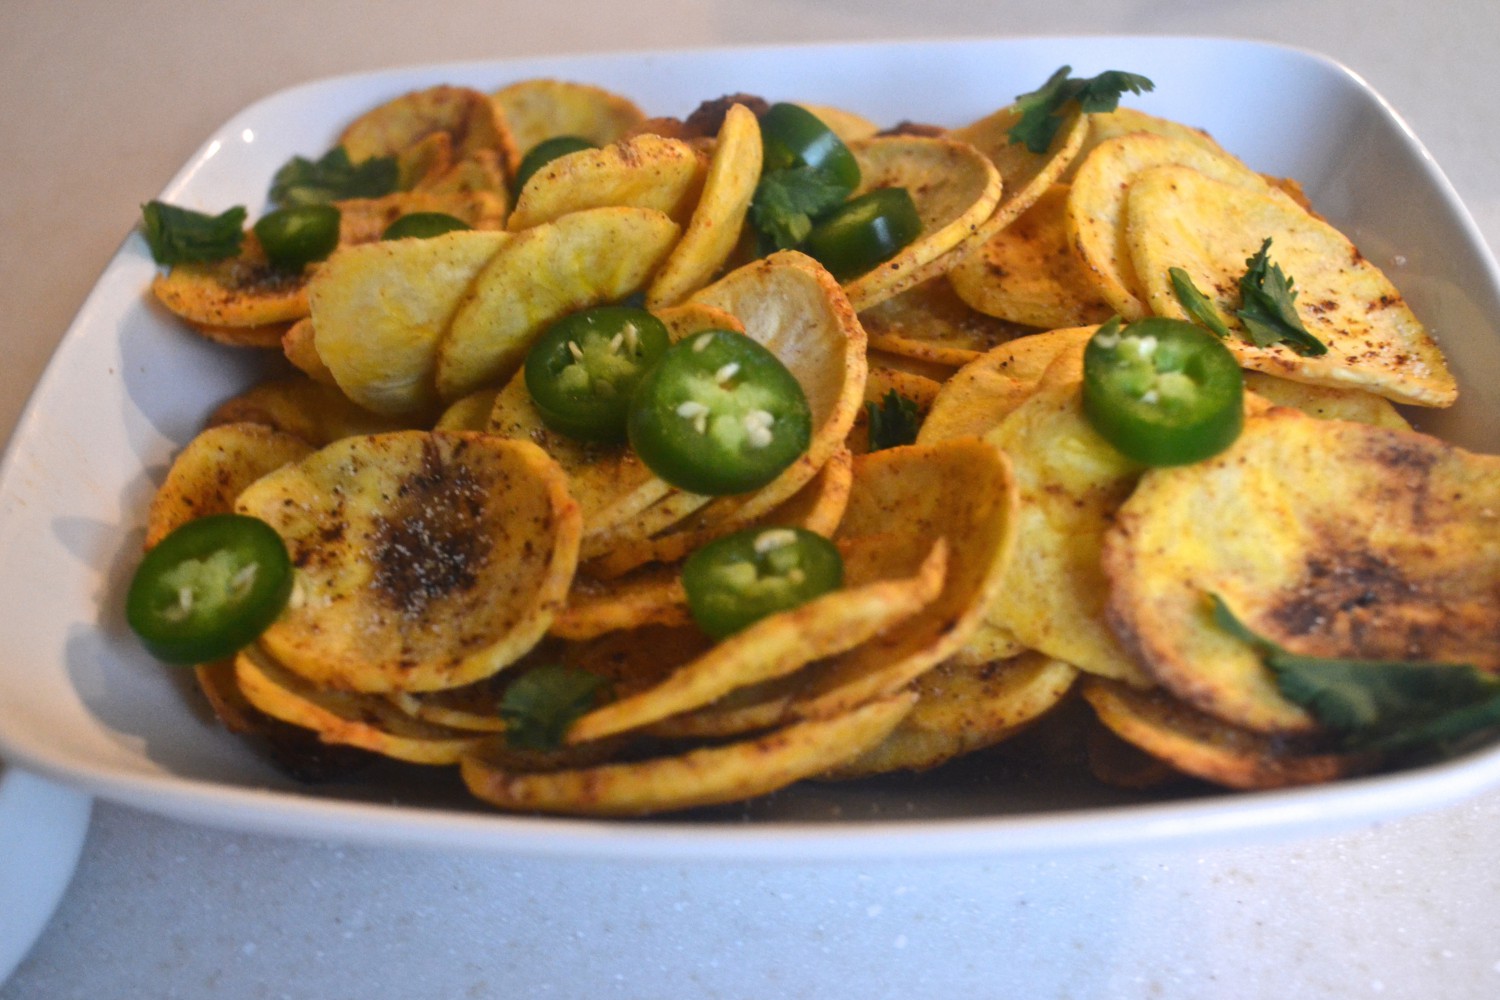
[1168,267,1231,338]
[139,201,246,266]
[866,390,922,451]
[1008,66,1155,154]
[748,165,852,251]
[1234,238,1327,356]
[1211,594,1500,755]
[268,146,399,208]
[498,664,609,751]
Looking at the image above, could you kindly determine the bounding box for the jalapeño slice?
[524,306,671,443]
[252,204,341,271]
[800,187,922,281]
[513,135,597,194]
[758,103,861,190]
[627,329,812,495]
[381,211,471,240]
[1081,316,1244,467]
[682,527,844,639]
[125,514,294,665]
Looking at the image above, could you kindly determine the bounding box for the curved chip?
[646,103,762,308]
[461,692,917,816]
[1080,678,1360,790]
[206,374,412,447]
[860,275,1028,368]
[798,103,879,143]
[1065,132,1280,319]
[235,646,488,765]
[840,135,1002,311]
[1243,372,1410,430]
[549,564,690,641]
[339,84,517,176]
[237,431,582,694]
[947,184,1114,329]
[1103,408,1500,734]
[150,234,309,333]
[565,538,947,744]
[1060,107,1228,183]
[438,207,681,400]
[788,438,1019,718]
[145,422,314,548]
[827,652,1077,778]
[310,230,510,416]
[1126,164,1456,407]
[506,134,706,231]
[491,78,646,173]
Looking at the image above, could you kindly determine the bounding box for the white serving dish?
[0,764,90,983]
[2,37,1498,860]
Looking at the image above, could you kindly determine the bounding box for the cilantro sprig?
[1211,595,1500,757]
[1008,66,1155,154]
[1235,238,1327,356]
[140,201,246,266]
[748,165,851,251]
[499,664,609,751]
[866,390,922,451]
[268,146,399,208]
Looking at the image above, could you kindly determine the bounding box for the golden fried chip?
[507,135,706,231]
[1080,679,1360,790]
[1243,372,1410,430]
[309,230,510,416]
[565,538,947,744]
[647,103,762,308]
[238,432,582,693]
[206,374,411,446]
[235,647,488,764]
[151,234,309,333]
[827,652,1077,778]
[947,184,1114,329]
[1104,408,1500,733]
[280,319,335,385]
[788,439,1018,718]
[982,373,1151,684]
[334,189,509,243]
[840,136,1002,311]
[491,79,646,172]
[145,423,313,548]
[798,103,880,143]
[860,274,1030,368]
[462,692,917,816]
[1060,107,1228,183]
[339,84,517,174]
[438,207,681,400]
[1126,164,1456,407]
[549,564,691,641]
[1065,132,1279,319]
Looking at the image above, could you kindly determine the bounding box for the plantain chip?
[827,651,1077,778]
[647,103,762,308]
[860,274,1030,369]
[507,134,707,231]
[1103,408,1500,734]
[788,438,1018,718]
[438,206,681,400]
[338,84,518,180]
[461,691,917,816]
[549,564,691,642]
[235,646,489,764]
[491,79,646,174]
[145,423,313,548]
[565,538,947,744]
[1126,164,1457,407]
[334,189,509,243]
[309,230,510,416]
[150,233,309,334]
[1060,107,1229,183]
[237,431,582,693]
[1243,372,1410,430]
[1080,678,1361,790]
[798,103,880,143]
[840,136,1002,311]
[947,183,1114,329]
[1065,132,1281,319]
[206,374,412,447]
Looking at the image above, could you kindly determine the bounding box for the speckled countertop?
[4,2,1500,997]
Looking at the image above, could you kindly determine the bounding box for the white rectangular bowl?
[3,36,1499,860]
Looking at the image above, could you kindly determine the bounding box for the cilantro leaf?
[1169,267,1231,338]
[139,200,246,266]
[499,664,609,751]
[866,390,922,451]
[1210,594,1500,755]
[268,146,399,208]
[749,165,851,251]
[1234,238,1328,356]
[1008,65,1155,154]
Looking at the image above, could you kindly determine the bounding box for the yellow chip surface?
[507,134,706,231]
[206,375,411,446]
[238,432,582,694]
[860,275,1028,368]
[491,79,646,170]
